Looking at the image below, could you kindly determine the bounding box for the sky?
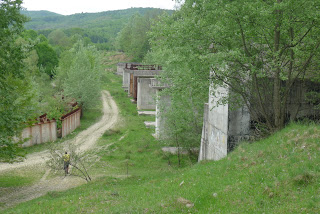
[22,0,178,15]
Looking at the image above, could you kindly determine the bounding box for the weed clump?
[293,172,314,186]
[104,129,121,137]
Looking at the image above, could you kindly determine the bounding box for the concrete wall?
[123,69,131,92]
[155,90,171,139]
[250,79,320,122]
[149,78,171,140]
[20,120,57,147]
[137,78,157,110]
[199,86,229,161]
[285,80,320,120]
[198,86,251,161]
[117,63,126,76]
[127,69,162,98]
[61,108,81,138]
[228,106,251,150]
[123,63,142,92]
[199,78,320,162]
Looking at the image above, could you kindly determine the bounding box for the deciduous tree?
[0,0,37,161]
[55,40,102,110]
[35,41,59,77]
[149,0,320,135]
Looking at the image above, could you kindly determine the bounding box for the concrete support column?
[137,78,157,110]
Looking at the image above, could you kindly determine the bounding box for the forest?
[21,8,172,51]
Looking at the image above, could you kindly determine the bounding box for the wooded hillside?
[21,8,172,30]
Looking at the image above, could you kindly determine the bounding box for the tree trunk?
[273,0,283,130]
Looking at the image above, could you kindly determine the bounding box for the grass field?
[2,53,320,213]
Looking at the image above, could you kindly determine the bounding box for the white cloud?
[22,0,177,15]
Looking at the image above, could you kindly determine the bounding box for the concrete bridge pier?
[150,78,171,139]
[198,85,251,162]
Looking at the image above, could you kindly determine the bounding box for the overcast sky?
[22,0,178,15]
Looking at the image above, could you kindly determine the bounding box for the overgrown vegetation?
[3,86,320,212]
[146,0,320,134]
[0,1,107,160]
[1,52,319,212]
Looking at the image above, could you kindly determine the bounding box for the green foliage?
[147,0,320,134]
[116,10,166,61]
[0,0,38,161]
[204,0,320,130]
[145,9,210,152]
[34,42,59,77]
[23,49,39,74]
[116,13,149,61]
[37,34,48,43]
[0,74,38,161]
[22,29,38,40]
[0,0,27,77]
[55,40,102,110]
[48,29,71,49]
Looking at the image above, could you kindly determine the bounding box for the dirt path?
[0,90,119,209]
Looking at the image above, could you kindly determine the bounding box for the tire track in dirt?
[0,90,119,209]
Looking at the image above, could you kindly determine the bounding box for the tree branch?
[236,18,252,57]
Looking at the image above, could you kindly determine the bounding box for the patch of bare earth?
[108,53,132,64]
[0,90,119,209]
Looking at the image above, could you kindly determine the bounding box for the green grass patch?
[0,166,45,198]
[0,175,34,188]
[6,121,320,213]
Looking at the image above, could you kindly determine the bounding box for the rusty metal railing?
[125,64,162,70]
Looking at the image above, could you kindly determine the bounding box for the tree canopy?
[35,41,59,77]
[0,0,37,161]
[147,0,320,134]
[55,40,102,110]
[0,0,27,77]
[116,10,167,61]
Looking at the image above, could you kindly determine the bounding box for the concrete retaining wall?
[137,78,157,110]
[20,120,57,147]
[61,108,81,138]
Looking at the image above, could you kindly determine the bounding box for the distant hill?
[21,8,173,50]
[21,10,63,19]
[21,8,172,30]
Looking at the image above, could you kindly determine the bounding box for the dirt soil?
[0,90,119,209]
